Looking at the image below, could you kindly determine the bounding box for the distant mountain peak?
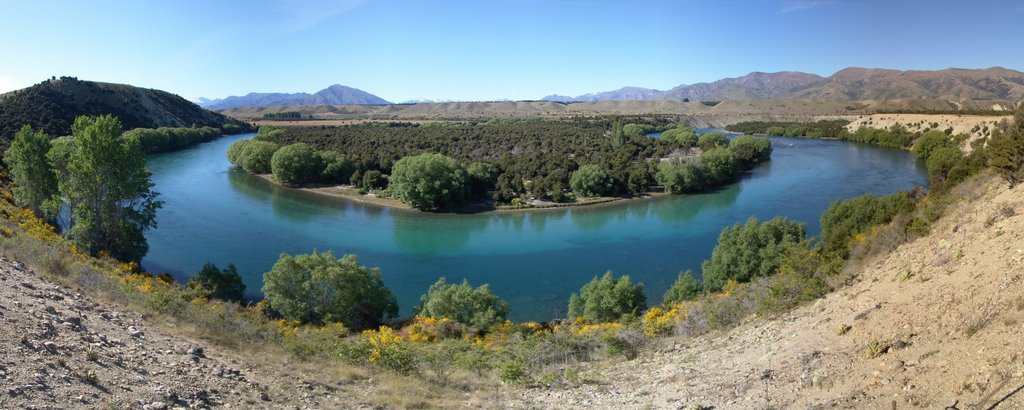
[199,85,389,109]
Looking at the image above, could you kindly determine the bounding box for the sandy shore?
[252,174,661,214]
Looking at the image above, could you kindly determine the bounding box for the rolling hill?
[199,84,390,109]
[542,67,1024,102]
[0,77,250,149]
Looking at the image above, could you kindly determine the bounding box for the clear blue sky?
[1,0,1022,102]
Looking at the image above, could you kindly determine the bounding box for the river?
[142,133,927,321]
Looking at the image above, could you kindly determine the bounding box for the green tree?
[663,270,702,304]
[697,132,729,151]
[271,143,322,186]
[362,170,387,189]
[699,148,738,186]
[912,130,953,161]
[655,159,704,194]
[58,115,162,262]
[389,153,470,211]
[417,277,510,330]
[661,127,697,147]
[261,251,398,328]
[765,126,786,136]
[567,271,646,322]
[227,139,279,174]
[467,161,499,198]
[701,217,806,292]
[318,150,356,184]
[189,263,246,303]
[988,107,1024,184]
[569,164,614,197]
[728,135,772,169]
[3,125,57,217]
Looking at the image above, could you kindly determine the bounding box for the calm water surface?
[143,133,927,320]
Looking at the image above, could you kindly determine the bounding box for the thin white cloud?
[274,0,368,33]
[779,0,838,14]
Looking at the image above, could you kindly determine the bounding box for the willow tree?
[59,115,162,262]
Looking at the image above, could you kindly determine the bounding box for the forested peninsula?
[227,119,773,212]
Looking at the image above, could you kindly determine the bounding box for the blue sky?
[1,0,1023,102]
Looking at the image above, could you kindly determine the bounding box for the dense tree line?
[127,126,222,154]
[655,135,772,194]
[725,120,851,139]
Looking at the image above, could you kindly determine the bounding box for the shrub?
[417,277,510,330]
[655,159,705,194]
[261,251,398,329]
[389,153,470,211]
[567,271,646,322]
[362,170,386,189]
[701,217,806,292]
[820,192,916,254]
[271,143,322,186]
[663,270,702,304]
[697,132,729,151]
[569,164,615,197]
[699,148,738,186]
[988,107,1024,184]
[765,126,786,136]
[728,135,772,169]
[188,263,246,303]
[661,127,698,147]
[912,130,953,160]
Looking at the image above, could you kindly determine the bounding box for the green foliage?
[699,148,738,186]
[362,170,387,189]
[389,153,470,211]
[318,150,356,184]
[126,126,222,154]
[567,271,646,322]
[912,130,953,160]
[569,164,614,197]
[467,161,499,197]
[697,132,729,151]
[701,217,806,292]
[663,270,702,304]
[227,139,280,174]
[255,126,284,141]
[820,192,916,254]
[728,135,772,169]
[655,159,705,194]
[4,125,57,217]
[925,146,963,187]
[725,120,851,139]
[417,277,510,330]
[259,118,676,202]
[752,241,833,316]
[270,143,322,186]
[261,251,398,329]
[660,127,698,147]
[988,107,1024,184]
[622,123,654,138]
[57,115,162,262]
[842,124,915,149]
[188,263,245,303]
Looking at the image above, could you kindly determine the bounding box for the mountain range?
[543,67,1024,102]
[198,84,390,109]
[0,77,249,149]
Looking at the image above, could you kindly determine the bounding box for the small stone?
[44,306,57,314]
[128,326,143,338]
[880,378,891,385]
[43,341,57,353]
[260,391,270,401]
[187,346,205,358]
[144,402,168,410]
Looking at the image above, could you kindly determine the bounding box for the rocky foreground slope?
[0,255,376,409]
[516,176,1024,409]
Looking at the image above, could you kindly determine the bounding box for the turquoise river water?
[142,133,927,320]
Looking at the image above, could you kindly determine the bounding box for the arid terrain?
[514,174,1024,409]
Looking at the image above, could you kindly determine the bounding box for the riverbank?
[253,173,666,214]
